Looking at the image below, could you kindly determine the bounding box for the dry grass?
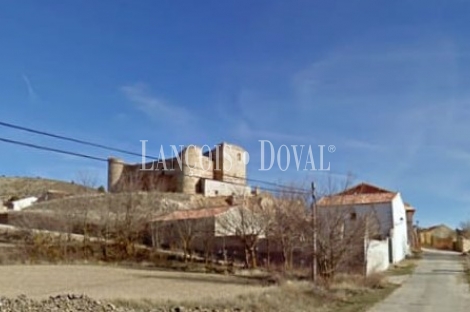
[327,273,397,312]
[0,227,398,311]
[386,259,418,276]
[9,190,233,232]
[0,246,26,265]
[0,176,95,200]
[332,273,387,290]
[408,249,424,259]
[0,259,397,312]
[114,283,321,312]
[463,256,470,286]
[113,274,398,312]
[0,227,232,274]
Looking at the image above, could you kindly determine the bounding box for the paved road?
[369,249,470,312]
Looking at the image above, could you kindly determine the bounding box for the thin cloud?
[121,83,191,125]
[292,37,462,112]
[22,74,38,103]
[234,121,313,143]
[343,139,385,152]
[222,37,470,221]
[289,38,464,182]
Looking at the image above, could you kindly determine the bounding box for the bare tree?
[199,218,215,266]
[460,220,470,233]
[76,170,99,190]
[150,200,217,265]
[217,195,269,269]
[269,192,309,271]
[313,202,381,282]
[110,168,176,259]
[173,212,199,262]
[75,170,102,258]
[105,171,148,259]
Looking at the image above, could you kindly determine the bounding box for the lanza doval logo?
[139,140,334,172]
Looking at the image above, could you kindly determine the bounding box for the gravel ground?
[0,294,248,312]
[0,265,264,301]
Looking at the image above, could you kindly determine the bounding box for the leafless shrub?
[216,195,270,269]
[75,170,99,190]
[22,232,79,263]
[266,189,309,272]
[331,272,386,291]
[314,205,380,282]
[308,175,383,284]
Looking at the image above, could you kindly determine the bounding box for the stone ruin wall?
[108,143,247,195]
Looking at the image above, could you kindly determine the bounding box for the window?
[350,212,357,220]
[237,153,241,161]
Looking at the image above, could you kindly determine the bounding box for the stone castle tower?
[107,142,249,196]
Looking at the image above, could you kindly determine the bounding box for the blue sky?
[1,0,470,227]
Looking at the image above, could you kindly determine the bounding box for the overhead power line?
[254,186,311,196]
[0,137,108,162]
[0,121,150,159]
[0,136,312,195]
[0,120,312,192]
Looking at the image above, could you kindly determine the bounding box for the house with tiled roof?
[419,224,456,250]
[317,182,410,269]
[335,182,393,195]
[150,203,266,259]
[331,182,418,250]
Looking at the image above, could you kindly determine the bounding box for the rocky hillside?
[0,176,97,201]
[7,190,234,231]
[27,191,198,215]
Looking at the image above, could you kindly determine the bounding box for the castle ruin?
[108,142,251,196]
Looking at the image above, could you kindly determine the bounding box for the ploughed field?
[0,265,264,301]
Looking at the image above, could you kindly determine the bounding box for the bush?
[331,273,386,291]
[364,273,386,289]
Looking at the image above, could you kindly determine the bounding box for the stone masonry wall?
[107,143,247,195]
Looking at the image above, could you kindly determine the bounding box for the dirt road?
[0,265,264,301]
[368,249,470,312]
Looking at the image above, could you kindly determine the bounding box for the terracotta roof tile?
[152,206,234,222]
[317,193,397,206]
[337,182,395,195]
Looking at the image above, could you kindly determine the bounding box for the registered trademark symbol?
[328,145,336,153]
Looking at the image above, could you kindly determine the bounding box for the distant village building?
[419,224,456,250]
[6,196,38,211]
[404,203,420,250]
[150,204,263,252]
[37,189,72,202]
[108,142,251,197]
[455,229,470,253]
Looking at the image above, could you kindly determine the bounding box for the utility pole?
[311,182,317,282]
